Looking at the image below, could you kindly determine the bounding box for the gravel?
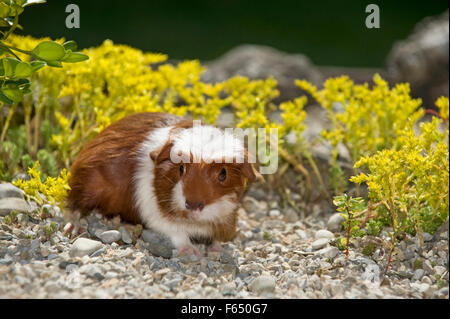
[0,182,448,299]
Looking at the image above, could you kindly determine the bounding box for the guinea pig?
[67,112,260,256]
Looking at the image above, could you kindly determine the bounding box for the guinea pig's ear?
[240,163,264,183]
[149,141,173,164]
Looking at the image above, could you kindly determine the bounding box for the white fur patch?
[172,181,237,222]
[170,124,245,163]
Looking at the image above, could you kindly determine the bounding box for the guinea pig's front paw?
[177,245,202,259]
[206,241,222,254]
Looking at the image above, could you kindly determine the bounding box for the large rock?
[202,45,323,102]
[0,183,24,199]
[387,10,449,107]
[0,198,30,216]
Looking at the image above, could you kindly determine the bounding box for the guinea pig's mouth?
[172,183,238,222]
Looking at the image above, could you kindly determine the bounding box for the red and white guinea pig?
[67,112,260,256]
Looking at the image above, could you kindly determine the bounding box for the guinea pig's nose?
[185,200,204,211]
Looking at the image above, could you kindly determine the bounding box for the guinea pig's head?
[150,125,261,222]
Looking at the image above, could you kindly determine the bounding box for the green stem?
[2,14,19,41]
[0,103,17,144]
[304,150,330,200]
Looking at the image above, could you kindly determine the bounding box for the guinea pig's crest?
[150,124,262,181]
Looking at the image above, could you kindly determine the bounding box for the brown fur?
[67,112,180,223]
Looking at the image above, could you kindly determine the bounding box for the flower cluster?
[13,161,71,209]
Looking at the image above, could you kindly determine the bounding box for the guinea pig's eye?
[218,168,227,182]
[179,165,185,176]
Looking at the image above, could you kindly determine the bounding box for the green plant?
[3,209,17,224]
[42,221,57,238]
[0,1,88,105]
[333,194,366,256]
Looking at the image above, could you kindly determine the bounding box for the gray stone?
[202,44,322,102]
[327,213,344,232]
[434,266,446,276]
[295,229,308,240]
[284,208,299,223]
[66,264,78,273]
[249,275,276,294]
[99,230,122,244]
[315,229,335,240]
[0,198,30,216]
[242,196,268,219]
[47,254,58,260]
[387,10,449,107]
[30,239,40,252]
[312,238,329,250]
[412,269,425,281]
[423,260,434,274]
[0,183,24,199]
[90,247,107,257]
[222,282,237,296]
[79,264,103,278]
[317,246,339,259]
[141,229,174,259]
[119,226,133,244]
[422,232,433,242]
[269,209,280,217]
[69,238,104,257]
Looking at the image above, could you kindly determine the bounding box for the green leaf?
[32,41,65,61]
[23,0,46,7]
[0,90,14,104]
[30,60,46,72]
[44,60,62,68]
[0,2,10,19]
[1,87,23,103]
[2,57,20,77]
[63,40,77,51]
[62,52,89,63]
[14,61,33,78]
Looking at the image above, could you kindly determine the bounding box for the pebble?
[312,238,329,250]
[69,238,104,257]
[422,232,433,242]
[423,260,434,275]
[269,209,280,217]
[0,198,30,216]
[141,230,174,259]
[434,266,446,277]
[317,246,339,259]
[222,282,237,296]
[315,229,334,240]
[119,226,133,244]
[90,247,107,258]
[412,269,425,281]
[295,229,307,240]
[249,275,276,295]
[99,230,122,244]
[284,208,299,223]
[327,213,344,232]
[0,183,24,199]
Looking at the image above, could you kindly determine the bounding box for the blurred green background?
[18,0,449,67]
